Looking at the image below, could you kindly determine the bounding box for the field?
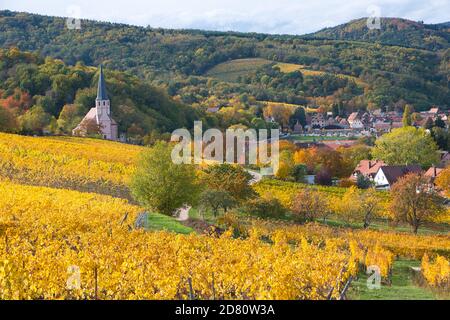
[204,58,367,87]
[258,101,318,113]
[204,58,272,82]
[0,133,449,300]
[0,133,141,198]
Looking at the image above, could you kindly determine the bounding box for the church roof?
[96,65,108,101]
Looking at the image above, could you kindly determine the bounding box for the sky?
[1,0,449,35]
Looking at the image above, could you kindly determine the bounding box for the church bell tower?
[96,64,110,117]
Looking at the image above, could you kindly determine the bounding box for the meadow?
[205,58,367,87]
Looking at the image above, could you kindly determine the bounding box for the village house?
[206,106,220,113]
[439,151,450,167]
[373,165,422,190]
[73,65,119,141]
[292,121,303,134]
[311,113,326,128]
[373,121,392,135]
[425,165,444,183]
[351,160,386,181]
[347,112,364,130]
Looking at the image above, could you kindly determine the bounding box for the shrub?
[244,197,286,219]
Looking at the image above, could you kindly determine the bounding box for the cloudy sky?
[1,0,449,34]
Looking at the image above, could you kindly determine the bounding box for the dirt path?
[177,206,191,222]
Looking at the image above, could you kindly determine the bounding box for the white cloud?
[0,0,448,34]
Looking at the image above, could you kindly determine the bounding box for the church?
[73,65,119,141]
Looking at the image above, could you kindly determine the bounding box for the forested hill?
[309,18,450,51]
[0,10,449,116]
[0,48,204,139]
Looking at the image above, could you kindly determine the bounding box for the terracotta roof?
[425,166,444,179]
[348,112,360,122]
[429,108,439,114]
[391,122,403,129]
[374,122,391,130]
[353,160,386,178]
[379,165,423,185]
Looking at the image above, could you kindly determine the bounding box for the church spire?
[96,64,108,101]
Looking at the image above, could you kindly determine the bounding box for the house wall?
[374,170,390,189]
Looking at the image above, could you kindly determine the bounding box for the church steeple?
[96,64,108,101]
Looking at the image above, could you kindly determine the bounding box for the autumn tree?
[276,150,295,180]
[57,104,81,133]
[130,141,200,215]
[263,104,292,129]
[294,147,345,177]
[0,106,18,132]
[360,189,382,228]
[199,189,235,217]
[291,188,329,222]
[18,105,51,134]
[338,144,372,177]
[402,104,413,127]
[390,173,446,234]
[72,118,103,137]
[372,127,439,167]
[244,197,286,219]
[332,186,363,225]
[435,167,450,197]
[315,168,333,186]
[201,164,255,202]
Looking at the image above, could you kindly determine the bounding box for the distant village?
[281,107,450,193]
[287,107,449,137]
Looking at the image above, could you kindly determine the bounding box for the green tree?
[291,164,307,183]
[289,107,307,128]
[356,174,373,189]
[201,164,255,202]
[199,189,235,217]
[130,142,200,215]
[243,197,286,219]
[372,127,439,167]
[402,104,413,127]
[431,127,449,151]
[19,105,51,134]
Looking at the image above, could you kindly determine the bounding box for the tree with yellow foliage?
[390,173,446,234]
[332,186,363,225]
[435,167,450,197]
[291,188,330,222]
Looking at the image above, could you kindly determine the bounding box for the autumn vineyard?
[0,133,449,300]
[0,6,449,304]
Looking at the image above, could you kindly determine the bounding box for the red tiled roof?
[352,160,386,179]
[425,166,444,179]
